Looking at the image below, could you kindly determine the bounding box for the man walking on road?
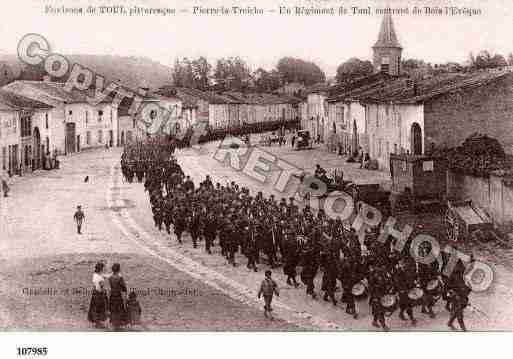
[258,270,279,319]
[74,205,85,234]
[1,178,9,197]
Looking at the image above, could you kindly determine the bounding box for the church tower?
[372,14,402,76]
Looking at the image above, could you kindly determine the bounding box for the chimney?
[405,79,418,96]
[413,82,418,96]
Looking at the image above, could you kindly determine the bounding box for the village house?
[276,82,306,96]
[117,88,172,145]
[299,83,330,144]
[3,80,120,154]
[208,93,241,129]
[323,14,513,173]
[359,69,513,171]
[324,12,403,157]
[158,86,210,124]
[326,72,396,156]
[0,89,53,176]
[210,92,300,130]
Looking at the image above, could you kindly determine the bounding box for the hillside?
[0,54,173,90]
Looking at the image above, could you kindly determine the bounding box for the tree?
[172,57,212,89]
[335,58,373,83]
[470,50,507,70]
[491,54,508,68]
[213,57,252,91]
[191,56,211,90]
[508,53,513,66]
[402,58,426,71]
[468,52,476,68]
[253,68,282,92]
[276,57,326,86]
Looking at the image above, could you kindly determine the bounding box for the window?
[98,110,103,122]
[423,161,434,172]
[86,131,91,145]
[85,111,88,124]
[98,130,103,143]
[20,116,32,137]
[336,105,344,128]
[381,57,390,74]
[45,113,49,129]
[132,118,136,129]
[69,110,73,115]
[2,147,6,170]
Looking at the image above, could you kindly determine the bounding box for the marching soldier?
[173,206,186,244]
[226,217,239,266]
[447,286,469,331]
[189,208,202,249]
[339,257,358,318]
[394,258,418,326]
[203,213,217,254]
[321,250,339,306]
[300,241,319,299]
[368,268,389,331]
[282,231,300,287]
[245,222,259,272]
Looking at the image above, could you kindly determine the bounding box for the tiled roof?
[156,86,227,106]
[4,81,85,105]
[4,81,157,109]
[216,91,302,105]
[360,68,513,104]
[304,82,331,95]
[157,86,301,106]
[0,89,53,110]
[327,68,513,105]
[328,72,396,100]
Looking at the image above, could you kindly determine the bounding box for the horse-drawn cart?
[444,200,494,242]
[294,169,390,215]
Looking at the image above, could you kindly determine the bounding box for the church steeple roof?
[373,14,401,49]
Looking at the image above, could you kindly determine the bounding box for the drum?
[408,287,424,306]
[426,279,442,297]
[380,294,398,315]
[351,281,368,300]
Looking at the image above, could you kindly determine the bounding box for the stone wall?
[424,72,513,155]
[447,170,513,225]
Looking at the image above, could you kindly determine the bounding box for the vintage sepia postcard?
[0,0,512,357]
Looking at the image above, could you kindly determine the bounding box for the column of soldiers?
[121,140,472,332]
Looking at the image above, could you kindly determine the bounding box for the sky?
[1,0,512,77]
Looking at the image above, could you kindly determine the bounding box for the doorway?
[65,123,76,154]
[411,122,422,155]
[33,127,41,169]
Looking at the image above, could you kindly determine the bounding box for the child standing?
[126,291,142,328]
[73,205,85,234]
[258,270,279,319]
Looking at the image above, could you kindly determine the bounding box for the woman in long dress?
[108,263,128,330]
[87,262,108,328]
